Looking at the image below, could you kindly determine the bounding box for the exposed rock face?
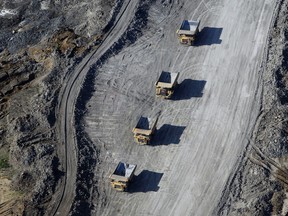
[0,0,115,214]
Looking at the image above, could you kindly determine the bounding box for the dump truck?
[176,20,200,46]
[132,116,158,145]
[109,162,137,191]
[155,71,179,99]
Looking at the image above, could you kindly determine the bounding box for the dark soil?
[0,0,116,214]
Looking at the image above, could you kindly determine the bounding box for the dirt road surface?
[80,0,277,215]
[48,0,140,215]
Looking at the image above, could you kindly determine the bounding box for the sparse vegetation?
[0,147,10,169]
[0,157,10,169]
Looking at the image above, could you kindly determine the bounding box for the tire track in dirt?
[49,0,140,215]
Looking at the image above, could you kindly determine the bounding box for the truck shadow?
[172,79,206,100]
[128,170,163,193]
[194,27,223,46]
[152,124,186,145]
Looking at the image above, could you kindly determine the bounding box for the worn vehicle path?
[83,0,276,215]
[47,0,140,215]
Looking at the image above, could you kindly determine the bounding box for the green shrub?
[0,156,10,169]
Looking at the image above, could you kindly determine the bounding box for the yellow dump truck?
[132,116,158,145]
[176,20,200,46]
[109,162,137,191]
[155,71,179,99]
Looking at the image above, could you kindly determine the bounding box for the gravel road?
[48,0,139,215]
[83,0,277,215]
[63,0,276,215]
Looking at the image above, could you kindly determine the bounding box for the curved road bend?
[84,0,277,215]
[47,0,140,215]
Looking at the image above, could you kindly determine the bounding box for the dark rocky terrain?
[0,0,115,214]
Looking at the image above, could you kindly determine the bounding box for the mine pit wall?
[216,0,288,215]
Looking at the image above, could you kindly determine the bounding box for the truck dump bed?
[133,116,158,136]
[178,20,199,36]
[156,71,179,88]
[110,162,137,182]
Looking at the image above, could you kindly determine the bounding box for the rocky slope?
[0,0,115,214]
